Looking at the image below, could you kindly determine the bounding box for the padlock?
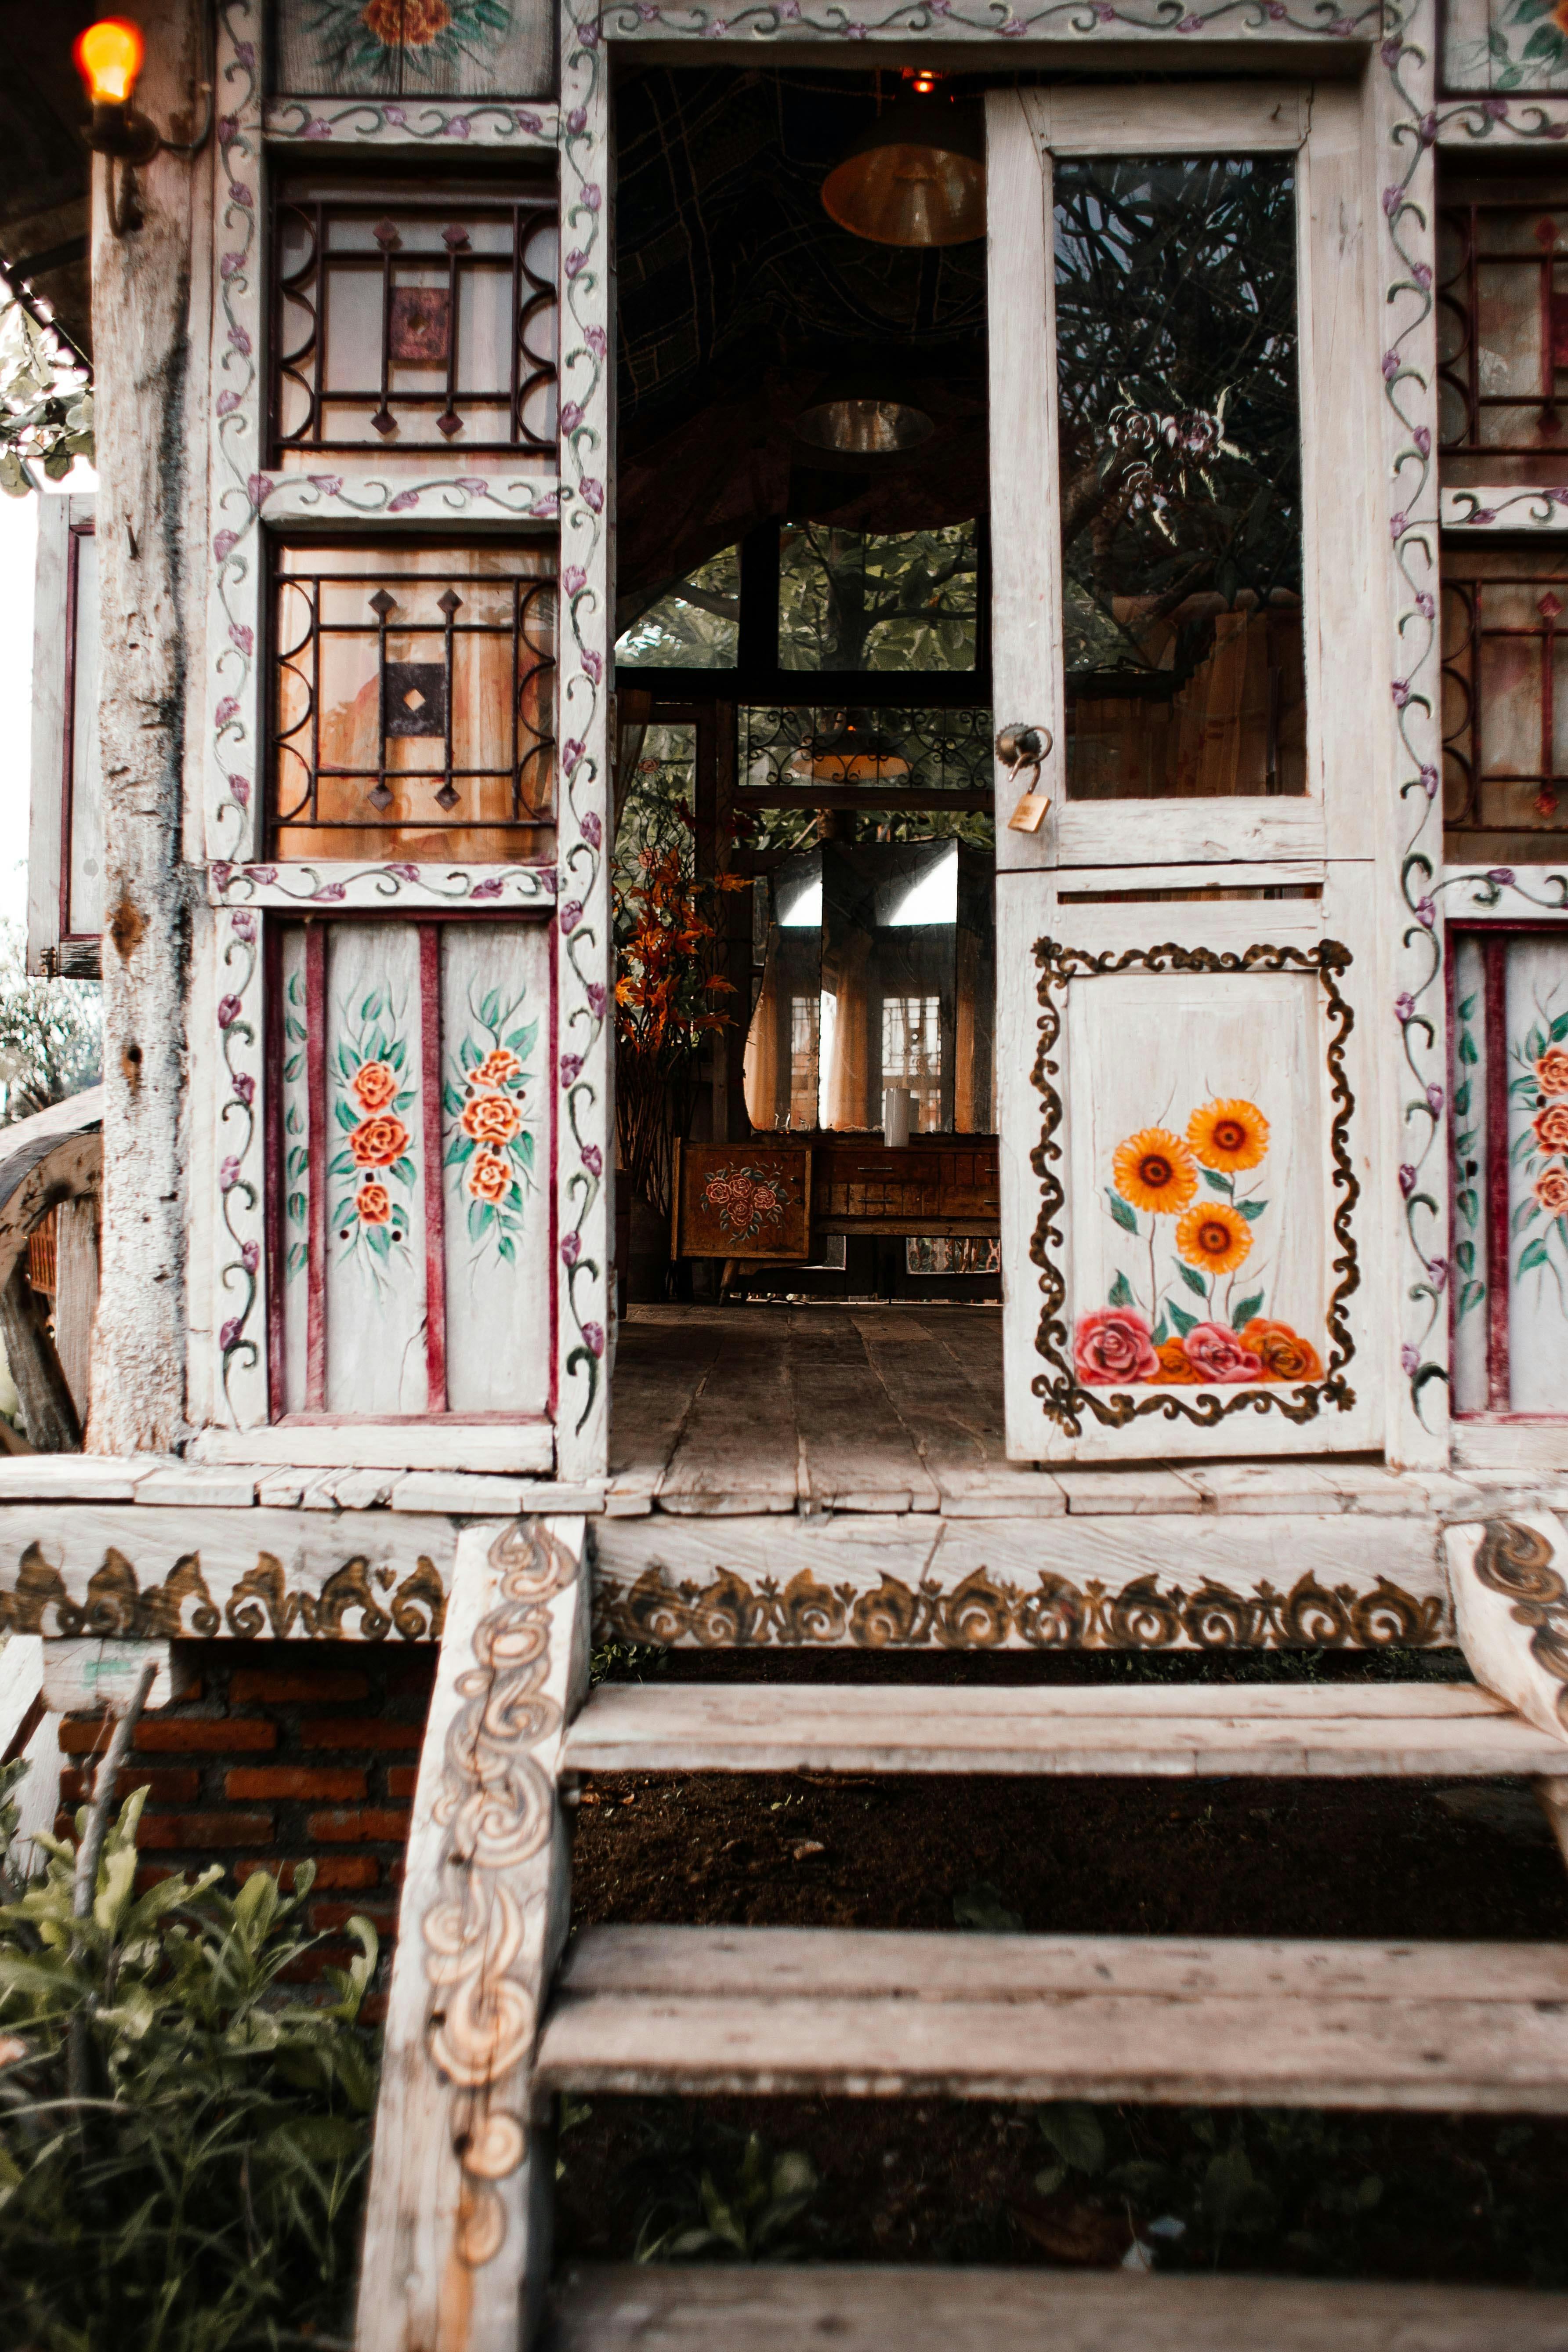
[996,723,1052,832]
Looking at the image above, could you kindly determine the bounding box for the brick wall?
[58,1642,437,2004]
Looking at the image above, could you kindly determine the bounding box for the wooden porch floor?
[608,1304,1026,1517]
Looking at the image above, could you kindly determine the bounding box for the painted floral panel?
[1506,938,1568,1411]
[273,0,553,100]
[677,1145,812,1260]
[1445,0,1568,91]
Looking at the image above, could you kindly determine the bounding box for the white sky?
[0,465,98,931]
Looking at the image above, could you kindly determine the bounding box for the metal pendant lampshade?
[791,718,911,787]
[821,93,985,249]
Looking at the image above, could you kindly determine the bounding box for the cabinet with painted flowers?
[267,910,553,1444]
[995,870,1382,1463]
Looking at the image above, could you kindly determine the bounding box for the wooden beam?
[1447,1516,1568,1748]
[0,1262,80,1453]
[87,0,203,1453]
[356,1516,587,2352]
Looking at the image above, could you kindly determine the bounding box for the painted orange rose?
[349,1114,410,1169]
[474,1048,521,1089]
[357,1182,391,1225]
[1112,1128,1199,1216]
[1536,1167,1568,1218]
[461,1092,522,1146]
[351,1059,398,1111]
[1537,1047,1568,1095]
[1535,1102,1568,1154]
[362,0,450,43]
[468,1150,513,1206]
[1239,1319,1324,1381]
[1150,1337,1200,1383]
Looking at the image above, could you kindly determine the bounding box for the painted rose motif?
[352,1059,398,1111]
[1537,1167,1568,1217]
[460,1092,523,1146]
[1238,1319,1324,1381]
[1090,1094,1325,1392]
[1182,1323,1265,1383]
[1537,1048,1568,1095]
[357,1182,392,1225]
[444,984,538,1270]
[349,1113,411,1168]
[1534,1102,1568,1154]
[362,0,450,43]
[1074,1307,1161,1386]
[700,1165,788,1245]
[468,1149,513,1206]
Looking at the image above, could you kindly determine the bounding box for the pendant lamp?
[821,86,985,249]
[791,717,911,787]
[793,382,934,457]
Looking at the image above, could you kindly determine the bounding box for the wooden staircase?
[355,1517,1568,2352]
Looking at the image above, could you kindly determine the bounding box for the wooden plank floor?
[536,1927,1568,2113]
[547,2266,1568,2352]
[608,1305,1045,1518]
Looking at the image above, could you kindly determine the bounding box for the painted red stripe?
[305,923,328,1412]
[420,923,448,1414]
[264,921,286,1417]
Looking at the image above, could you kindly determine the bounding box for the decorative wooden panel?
[1450,927,1568,1419]
[271,178,558,460]
[270,916,552,1425]
[1442,0,1568,95]
[998,882,1380,1464]
[672,1144,813,1261]
[273,0,554,103]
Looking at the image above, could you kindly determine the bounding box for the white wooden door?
[988,84,1390,1463]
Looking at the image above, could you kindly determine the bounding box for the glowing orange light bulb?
[74,18,145,108]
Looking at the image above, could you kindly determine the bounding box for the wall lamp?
[74,16,213,238]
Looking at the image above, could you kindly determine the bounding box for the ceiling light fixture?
[821,75,985,249]
[791,718,911,788]
[793,379,934,457]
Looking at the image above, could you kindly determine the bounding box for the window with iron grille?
[1438,179,1568,482]
[269,538,557,861]
[1441,542,1568,863]
[269,177,558,459]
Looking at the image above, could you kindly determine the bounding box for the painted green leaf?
[1152,1311,1169,1347]
[1231,1290,1264,1330]
[1459,1279,1486,1318]
[460,1037,479,1071]
[287,1242,308,1279]
[1554,1012,1568,1042]
[1109,1270,1135,1308]
[1107,1189,1138,1234]
[497,1235,516,1264]
[480,989,501,1030]
[1456,1237,1475,1275]
[508,1021,539,1060]
[443,1084,464,1117]
[517,1130,536,1169]
[335,1099,359,1131]
[1458,992,1479,1021]
[284,1054,303,1085]
[1514,1195,1542,1232]
[1178,1262,1208,1298]
[287,1191,306,1224]
[1457,1187,1478,1225]
[1235,1199,1267,1221]
[1166,1299,1198,1337]
[1521,22,1564,58]
[287,1145,309,1177]
[1201,1167,1231,1195]
[1527,1025,1547,1064]
[1458,1032,1477,1066]
[389,1039,406,1068]
[366,1223,391,1260]
[392,1157,416,1186]
[1518,1236,1552,1274]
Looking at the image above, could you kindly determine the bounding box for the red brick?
[228,1665,372,1705]
[235,1855,378,1892]
[307,1806,410,1844]
[301,1719,422,1751]
[224,1766,367,1802]
[134,1720,276,1755]
[60,1767,200,1805]
[133,1866,180,1894]
[137,1810,274,1849]
[308,1900,398,1935]
[387,1766,418,1798]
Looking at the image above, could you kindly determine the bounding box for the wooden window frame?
[27,493,99,978]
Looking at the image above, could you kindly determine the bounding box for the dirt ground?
[553,1646,1568,2286]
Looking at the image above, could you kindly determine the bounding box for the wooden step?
[563,1680,1568,1779]
[536,1926,1568,2113]
[546,2264,1568,2352]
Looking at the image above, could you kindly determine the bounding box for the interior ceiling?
[614,66,989,605]
[0,3,98,362]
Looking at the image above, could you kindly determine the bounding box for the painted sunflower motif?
[1187,1097,1269,1173]
[1175,1200,1253,1276]
[1112,1128,1198,1215]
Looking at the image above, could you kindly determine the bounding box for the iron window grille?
[1438,193,1568,466]
[270,547,557,857]
[738,705,993,812]
[269,185,558,457]
[1441,551,1568,848]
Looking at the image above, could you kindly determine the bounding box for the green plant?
[0,300,92,496]
[0,1762,380,2351]
[633,2127,820,2264]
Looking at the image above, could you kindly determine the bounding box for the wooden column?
[87,0,203,1453]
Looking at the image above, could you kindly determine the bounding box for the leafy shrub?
[0,1758,379,2352]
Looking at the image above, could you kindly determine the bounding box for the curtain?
[822,925,873,1131]
[742,924,781,1130]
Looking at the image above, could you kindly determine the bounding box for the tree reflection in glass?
[1054,155,1306,799]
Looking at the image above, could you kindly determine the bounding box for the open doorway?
[610,66,999,1324]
